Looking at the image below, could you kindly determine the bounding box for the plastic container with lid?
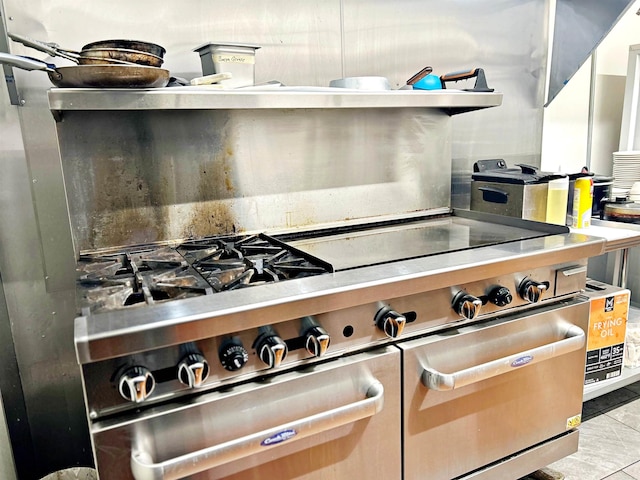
[193,42,261,88]
[545,176,569,225]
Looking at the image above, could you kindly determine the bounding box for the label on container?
[213,53,256,64]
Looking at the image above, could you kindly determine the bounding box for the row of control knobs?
[452,279,548,321]
[374,278,549,341]
[117,278,548,403]
[117,318,330,403]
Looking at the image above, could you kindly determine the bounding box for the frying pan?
[82,39,166,58]
[8,32,164,67]
[0,53,170,88]
[77,48,164,67]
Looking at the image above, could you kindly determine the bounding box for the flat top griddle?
[283,213,564,271]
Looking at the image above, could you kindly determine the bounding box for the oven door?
[90,346,401,480]
[399,298,589,480]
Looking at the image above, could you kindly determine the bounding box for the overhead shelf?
[47,87,503,115]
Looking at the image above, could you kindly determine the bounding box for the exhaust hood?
[547,0,635,106]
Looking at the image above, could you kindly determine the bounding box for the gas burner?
[77,248,211,314]
[77,254,132,279]
[180,234,333,292]
[130,247,188,271]
[142,265,213,298]
[75,233,333,313]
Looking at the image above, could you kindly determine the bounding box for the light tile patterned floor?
[545,381,640,480]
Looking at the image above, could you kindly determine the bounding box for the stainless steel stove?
[48,88,604,480]
[72,209,605,480]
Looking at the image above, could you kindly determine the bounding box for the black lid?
[568,172,594,180]
[472,163,566,185]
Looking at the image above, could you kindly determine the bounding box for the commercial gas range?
[74,210,604,480]
[45,87,602,479]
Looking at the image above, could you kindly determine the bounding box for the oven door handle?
[130,380,385,480]
[421,324,585,391]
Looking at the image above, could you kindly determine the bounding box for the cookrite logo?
[511,355,533,367]
[261,429,297,446]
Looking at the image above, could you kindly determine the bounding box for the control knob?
[487,286,513,307]
[177,353,210,388]
[117,366,155,403]
[375,307,406,338]
[219,337,249,371]
[300,316,331,357]
[452,291,483,320]
[253,326,288,369]
[518,278,548,304]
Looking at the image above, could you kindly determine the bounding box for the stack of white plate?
[612,151,640,194]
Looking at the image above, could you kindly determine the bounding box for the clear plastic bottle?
[545,177,569,225]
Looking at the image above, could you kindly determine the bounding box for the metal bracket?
[0,7,22,106]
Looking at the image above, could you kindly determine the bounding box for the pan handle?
[8,32,79,63]
[0,52,57,73]
[8,32,59,57]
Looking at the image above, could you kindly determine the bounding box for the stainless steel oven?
[400,298,589,480]
[92,347,401,480]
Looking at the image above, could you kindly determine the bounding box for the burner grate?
[76,234,332,313]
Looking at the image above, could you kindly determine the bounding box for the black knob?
[518,278,549,304]
[300,317,330,357]
[253,326,288,369]
[487,286,513,307]
[117,366,155,403]
[177,353,210,388]
[374,307,406,338]
[219,337,249,371]
[452,291,483,320]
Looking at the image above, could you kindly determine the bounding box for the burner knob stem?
[177,353,210,388]
[374,307,406,338]
[117,366,155,403]
[219,338,249,371]
[519,279,548,304]
[452,292,483,320]
[254,327,288,369]
[487,286,513,307]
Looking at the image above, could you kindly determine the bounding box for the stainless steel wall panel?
[340,0,548,208]
[56,108,451,252]
[0,61,92,479]
[3,1,343,88]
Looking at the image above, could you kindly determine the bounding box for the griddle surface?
[285,216,551,271]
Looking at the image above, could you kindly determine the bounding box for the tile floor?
[543,380,640,479]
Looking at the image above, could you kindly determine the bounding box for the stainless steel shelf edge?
[589,219,640,252]
[583,367,640,401]
[47,88,503,114]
